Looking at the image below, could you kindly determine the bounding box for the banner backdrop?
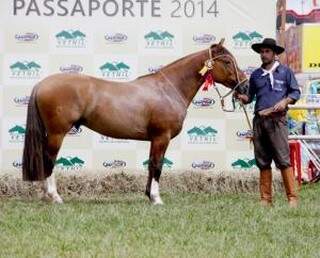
[0,0,276,174]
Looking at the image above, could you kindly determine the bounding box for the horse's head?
[207,39,248,94]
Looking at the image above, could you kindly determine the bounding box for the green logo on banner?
[144,30,174,48]
[10,61,41,78]
[143,157,173,169]
[231,158,257,169]
[55,156,85,170]
[55,30,86,48]
[99,61,130,80]
[9,125,25,142]
[187,126,218,144]
[232,31,263,48]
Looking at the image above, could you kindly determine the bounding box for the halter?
[199,48,248,112]
[199,47,253,132]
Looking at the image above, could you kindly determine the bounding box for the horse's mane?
[136,44,231,80]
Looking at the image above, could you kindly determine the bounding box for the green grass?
[0,185,320,258]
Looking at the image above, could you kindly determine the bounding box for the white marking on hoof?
[50,193,64,204]
[150,179,163,205]
[151,196,164,205]
[42,174,64,204]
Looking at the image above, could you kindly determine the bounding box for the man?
[236,38,301,207]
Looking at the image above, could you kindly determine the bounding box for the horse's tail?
[22,86,52,181]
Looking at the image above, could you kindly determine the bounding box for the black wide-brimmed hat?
[251,38,285,55]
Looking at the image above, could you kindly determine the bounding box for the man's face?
[259,47,276,65]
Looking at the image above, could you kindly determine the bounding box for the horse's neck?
[160,50,207,106]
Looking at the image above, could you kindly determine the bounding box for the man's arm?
[235,76,255,104]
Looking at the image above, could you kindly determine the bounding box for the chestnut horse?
[22,39,247,204]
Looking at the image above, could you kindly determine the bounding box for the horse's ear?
[218,38,225,46]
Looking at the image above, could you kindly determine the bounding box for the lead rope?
[201,47,253,143]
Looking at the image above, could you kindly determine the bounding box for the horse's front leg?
[146,134,170,205]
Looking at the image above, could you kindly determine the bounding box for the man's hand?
[273,98,292,112]
[234,93,249,104]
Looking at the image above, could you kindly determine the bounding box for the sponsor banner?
[137,55,178,76]
[136,150,181,172]
[181,23,222,55]
[92,132,137,150]
[302,24,320,72]
[181,119,226,151]
[94,24,138,54]
[0,55,3,84]
[0,0,278,173]
[4,25,48,53]
[48,54,93,76]
[135,134,181,152]
[94,54,138,81]
[1,149,23,173]
[226,151,257,171]
[64,126,93,149]
[188,90,225,119]
[0,84,3,117]
[2,117,26,149]
[92,150,137,171]
[0,30,4,54]
[226,118,253,151]
[181,151,225,171]
[3,54,48,86]
[49,25,94,54]
[138,25,182,56]
[2,85,32,117]
[54,150,92,173]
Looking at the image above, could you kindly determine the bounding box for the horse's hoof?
[52,196,64,204]
[150,196,164,205]
[45,193,64,204]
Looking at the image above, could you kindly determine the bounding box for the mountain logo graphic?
[99,61,131,80]
[10,61,41,79]
[55,30,86,48]
[143,157,173,169]
[187,126,218,144]
[8,125,26,142]
[231,158,257,169]
[232,31,263,48]
[144,30,175,49]
[55,156,85,170]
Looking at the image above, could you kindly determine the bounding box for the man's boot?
[260,169,272,207]
[281,167,298,208]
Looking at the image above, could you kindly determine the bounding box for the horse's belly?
[85,112,149,140]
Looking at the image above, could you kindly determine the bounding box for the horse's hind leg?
[41,133,65,203]
[146,134,170,205]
